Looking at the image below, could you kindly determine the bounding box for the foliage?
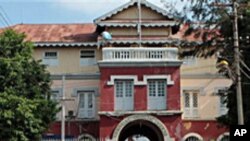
[173,0,250,126]
[0,29,58,141]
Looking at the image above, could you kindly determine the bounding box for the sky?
[0,0,185,28]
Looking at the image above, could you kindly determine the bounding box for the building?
[4,0,231,140]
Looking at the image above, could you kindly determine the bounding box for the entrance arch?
[112,115,174,141]
[78,134,96,141]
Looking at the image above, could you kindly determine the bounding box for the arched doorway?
[112,115,174,141]
[78,134,96,141]
[119,120,164,141]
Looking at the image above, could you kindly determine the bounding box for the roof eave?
[34,42,98,47]
[94,0,175,24]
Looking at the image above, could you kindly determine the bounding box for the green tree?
[173,0,250,125]
[0,29,58,141]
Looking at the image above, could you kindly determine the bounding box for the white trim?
[214,87,229,116]
[182,89,199,119]
[78,134,96,141]
[79,49,97,66]
[182,133,203,141]
[34,42,97,47]
[94,0,173,23]
[114,80,134,111]
[216,132,229,141]
[111,115,174,141]
[147,79,167,110]
[98,110,182,116]
[42,51,59,66]
[77,91,96,119]
[107,75,174,85]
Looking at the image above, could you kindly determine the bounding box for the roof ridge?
[11,23,95,26]
[94,0,174,24]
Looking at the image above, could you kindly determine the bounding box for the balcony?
[102,47,179,61]
[99,47,182,67]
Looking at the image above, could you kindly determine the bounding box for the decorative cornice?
[98,61,182,67]
[181,73,228,79]
[107,75,174,85]
[97,22,178,27]
[34,42,97,47]
[94,0,174,24]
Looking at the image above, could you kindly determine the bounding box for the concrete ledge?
[98,61,182,67]
[51,73,100,80]
[98,110,182,116]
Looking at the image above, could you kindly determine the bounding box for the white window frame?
[77,91,95,119]
[216,132,229,141]
[107,75,174,86]
[50,88,62,102]
[114,79,134,111]
[182,133,203,141]
[215,87,229,116]
[51,88,62,121]
[182,56,197,66]
[80,50,96,66]
[183,90,199,118]
[78,134,96,141]
[42,51,59,66]
[147,79,167,110]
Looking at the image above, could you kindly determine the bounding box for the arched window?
[185,136,200,141]
[182,133,203,141]
[217,132,229,141]
[78,134,96,141]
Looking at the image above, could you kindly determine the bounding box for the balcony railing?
[102,47,179,62]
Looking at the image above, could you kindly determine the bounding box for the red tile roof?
[171,24,219,42]
[4,23,97,43]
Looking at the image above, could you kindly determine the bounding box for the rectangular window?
[42,51,59,66]
[115,80,134,111]
[183,90,199,118]
[148,80,166,110]
[50,89,62,120]
[80,50,96,66]
[45,52,57,59]
[50,89,62,101]
[182,56,197,66]
[216,88,228,116]
[78,91,95,119]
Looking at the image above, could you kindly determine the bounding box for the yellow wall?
[109,6,166,20]
[33,47,102,74]
[181,57,218,75]
[52,79,100,120]
[181,78,232,120]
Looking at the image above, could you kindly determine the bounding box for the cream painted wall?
[181,57,218,75]
[33,47,102,74]
[108,27,171,36]
[52,79,100,120]
[181,78,232,120]
[109,6,166,20]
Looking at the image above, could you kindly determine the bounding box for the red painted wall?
[99,67,181,111]
[99,116,121,140]
[181,120,229,141]
[44,121,99,138]
[99,115,229,141]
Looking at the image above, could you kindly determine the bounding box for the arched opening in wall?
[217,132,229,141]
[182,133,203,141]
[78,134,96,141]
[118,120,164,141]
